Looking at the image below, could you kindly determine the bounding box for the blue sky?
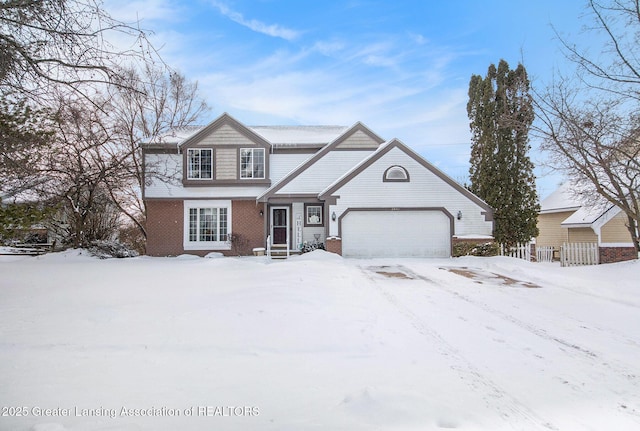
[106,0,591,199]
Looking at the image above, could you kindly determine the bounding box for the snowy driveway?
[0,251,639,430]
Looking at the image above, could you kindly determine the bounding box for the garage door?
[341,210,451,258]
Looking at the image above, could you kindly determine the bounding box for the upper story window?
[383,165,409,182]
[187,148,213,180]
[240,148,265,179]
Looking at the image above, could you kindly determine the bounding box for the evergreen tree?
[467,60,540,246]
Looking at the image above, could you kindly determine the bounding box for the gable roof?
[250,125,349,148]
[319,138,493,216]
[561,204,619,227]
[541,182,623,229]
[142,114,352,150]
[180,112,272,149]
[257,122,385,202]
[540,182,582,214]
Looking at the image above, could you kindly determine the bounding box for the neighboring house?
[537,182,637,263]
[142,113,494,257]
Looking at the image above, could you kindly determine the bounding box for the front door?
[271,207,289,245]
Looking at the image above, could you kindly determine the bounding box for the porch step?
[268,248,301,259]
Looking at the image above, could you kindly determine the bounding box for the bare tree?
[535,0,640,250]
[555,0,640,100]
[534,81,640,250]
[106,63,209,243]
[37,94,126,247]
[0,0,150,99]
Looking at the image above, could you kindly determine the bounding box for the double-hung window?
[188,207,228,243]
[187,148,213,180]
[240,148,265,179]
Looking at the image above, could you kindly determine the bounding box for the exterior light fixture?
[457,211,462,220]
[259,210,264,217]
[332,211,337,221]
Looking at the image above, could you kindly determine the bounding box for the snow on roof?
[249,125,349,146]
[144,124,349,147]
[144,125,204,146]
[539,182,582,213]
[561,206,607,226]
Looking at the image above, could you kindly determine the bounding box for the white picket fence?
[500,243,532,261]
[560,242,599,267]
[536,246,554,263]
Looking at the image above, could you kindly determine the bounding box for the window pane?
[219,208,228,241]
[189,208,198,241]
[188,149,200,179]
[200,149,212,179]
[253,149,265,179]
[240,148,252,178]
[199,208,216,241]
[187,148,213,179]
[307,206,322,224]
[386,166,408,180]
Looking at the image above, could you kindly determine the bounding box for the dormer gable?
[181,113,271,186]
[181,112,271,150]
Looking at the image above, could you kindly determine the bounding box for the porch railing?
[266,235,271,258]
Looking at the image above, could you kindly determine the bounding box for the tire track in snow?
[420,267,640,384]
[360,267,559,430]
[400,265,640,422]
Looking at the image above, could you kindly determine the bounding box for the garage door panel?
[341,210,450,258]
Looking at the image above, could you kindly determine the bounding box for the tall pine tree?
[467,60,539,246]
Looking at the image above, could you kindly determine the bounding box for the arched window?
[383,165,410,182]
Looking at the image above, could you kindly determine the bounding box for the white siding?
[144,153,266,199]
[327,147,493,238]
[278,151,374,194]
[270,153,313,183]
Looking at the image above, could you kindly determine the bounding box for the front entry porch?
[266,201,328,258]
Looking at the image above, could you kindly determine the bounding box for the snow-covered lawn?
[1,251,639,431]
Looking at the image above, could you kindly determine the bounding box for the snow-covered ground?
[1,250,639,431]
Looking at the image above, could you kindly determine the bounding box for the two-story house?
[142,113,494,257]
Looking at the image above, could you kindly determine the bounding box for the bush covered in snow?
[301,241,325,253]
[87,240,139,259]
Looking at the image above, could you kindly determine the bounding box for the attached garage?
[341,209,452,258]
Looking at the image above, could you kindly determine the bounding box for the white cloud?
[210,1,300,41]
[104,0,182,24]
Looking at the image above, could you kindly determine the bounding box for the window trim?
[183,200,232,250]
[186,148,214,180]
[304,203,324,227]
[240,147,266,180]
[383,165,410,182]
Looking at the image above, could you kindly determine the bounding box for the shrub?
[453,241,499,257]
[301,241,325,253]
[88,240,139,259]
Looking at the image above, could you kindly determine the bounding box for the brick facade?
[599,247,637,264]
[146,200,184,256]
[326,237,342,256]
[231,200,266,254]
[145,199,266,257]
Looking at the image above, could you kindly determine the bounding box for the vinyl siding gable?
[601,211,633,243]
[325,146,493,237]
[335,130,381,149]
